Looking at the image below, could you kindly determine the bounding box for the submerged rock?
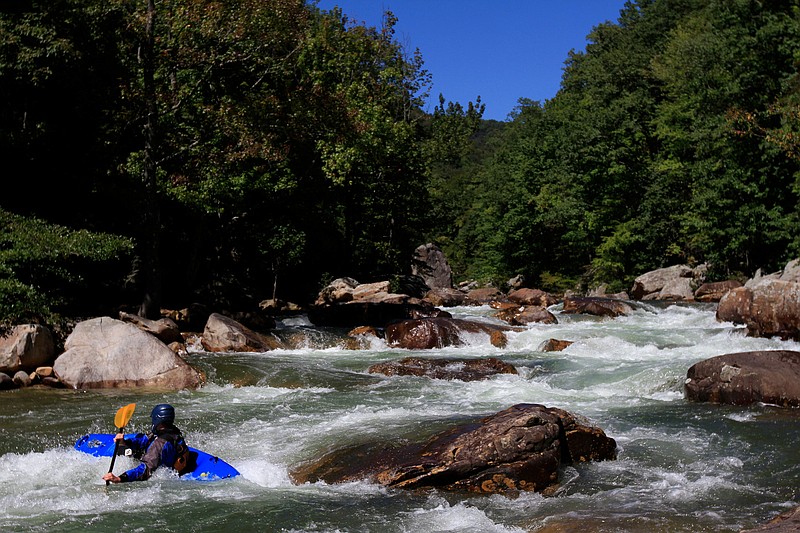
[290,403,616,495]
[368,357,517,381]
[684,350,800,407]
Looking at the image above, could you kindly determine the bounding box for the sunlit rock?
[54,317,203,389]
[685,350,800,407]
[290,403,616,495]
[631,264,697,300]
[201,313,283,352]
[717,279,800,340]
[0,324,55,374]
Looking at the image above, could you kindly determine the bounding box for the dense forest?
[1,0,799,331]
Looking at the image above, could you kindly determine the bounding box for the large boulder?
[385,317,511,349]
[684,350,800,407]
[53,317,202,389]
[631,264,694,300]
[411,243,453,289]
[0,324,55,373]
[717,279,800,340]
[290,403,616,495]
[201,313,282,352]
[562,296,634,318]
[368,357,517,381]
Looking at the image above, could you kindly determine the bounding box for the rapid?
[1,302,799,532]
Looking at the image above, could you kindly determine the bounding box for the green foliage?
[453,0,800,290]
[0,209,133,328]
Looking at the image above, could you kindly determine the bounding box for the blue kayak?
[75,433,240,481]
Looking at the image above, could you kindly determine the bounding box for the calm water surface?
[1,303,799,532]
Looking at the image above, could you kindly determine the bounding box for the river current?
[1,302,799,532]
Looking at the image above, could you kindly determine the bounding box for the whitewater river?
[1,302,799,532]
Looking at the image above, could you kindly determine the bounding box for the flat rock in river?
[685,350,800,407]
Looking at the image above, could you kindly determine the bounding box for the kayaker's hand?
[103,472,121,483]
[113,433,124,442]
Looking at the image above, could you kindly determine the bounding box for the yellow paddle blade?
[114,403,136,430]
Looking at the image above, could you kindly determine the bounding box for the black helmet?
[150,403,175,430]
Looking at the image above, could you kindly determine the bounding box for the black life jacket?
[148,426,192,475]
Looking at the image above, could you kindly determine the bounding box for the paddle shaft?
[106,403,135,485]
[106,440,121,486]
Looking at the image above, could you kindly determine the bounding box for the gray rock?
[12,370,31,387]
[0,324,55,373]
[411,243,453,289]
[631,265,692,300]
[53,317,202,389]
[201,313,283,352]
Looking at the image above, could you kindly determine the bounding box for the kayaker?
[102,403,190,483]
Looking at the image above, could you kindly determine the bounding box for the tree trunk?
[138,0,161,319]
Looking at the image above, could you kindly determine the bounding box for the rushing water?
[2,302,800,532]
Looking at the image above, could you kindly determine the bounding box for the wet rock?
[201,313,283,352]
[290,403,616,495]
[54,317,203,389]
[538,339,573,352]
[494,305,558,326]
[562,297,633,318]
[685,350,800,407]
[385,317,511,349]
[0,324,56,374]
[717,279,800,340]
[368,357,517,381]
[741,504,800,532]
[694,280,743,302]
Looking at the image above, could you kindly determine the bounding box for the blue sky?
[314,1,629,121]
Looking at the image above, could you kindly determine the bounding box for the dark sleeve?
[136,437,167,481]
